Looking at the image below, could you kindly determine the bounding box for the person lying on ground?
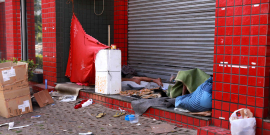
[122,76,163,86]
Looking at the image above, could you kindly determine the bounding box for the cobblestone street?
[0,99,197,135]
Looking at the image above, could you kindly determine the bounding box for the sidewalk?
[0,99,197,135]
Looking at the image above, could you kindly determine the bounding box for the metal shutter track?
[128,0,215,79]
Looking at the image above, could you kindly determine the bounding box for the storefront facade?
[1,0,270,134]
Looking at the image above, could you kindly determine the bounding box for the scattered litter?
[31,115,41,119]
[174,107,190,113]
[51,104,55,106]
[150,123,176,134]
[129,114,139,124]
[79,132,92,135]
[16,130,22,133]
[50,91,64,97]
[108,124,112,126]
[125,115,130,121]
[119,107,125,112]
[36,121,45,124]
[153,119,156,121]
[60,95,77,102]
[136,123,141,126]
[74,99,93,109]
[63,130,67,132]
[0,123,9,127]
[219,117,225,120]
[8,122,31,130]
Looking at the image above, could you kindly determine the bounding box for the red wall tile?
[42,0,57,86]
[114,0,128,65]
[214,1,270,132]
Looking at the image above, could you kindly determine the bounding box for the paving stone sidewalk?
[0,99,197,135]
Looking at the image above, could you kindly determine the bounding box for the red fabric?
[66,14,109,85]
[74,99,87,109]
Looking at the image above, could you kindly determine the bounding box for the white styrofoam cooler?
[95,50,121,94]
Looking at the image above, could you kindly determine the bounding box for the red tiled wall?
[213,0,270,133]
[0,3,6,59]
[0,0,35,61]
[41,0,57,86]
[26,0,35,61]
[114,0,128,65]
[5,0,21,60]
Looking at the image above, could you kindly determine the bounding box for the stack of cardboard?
[0,62,33,118]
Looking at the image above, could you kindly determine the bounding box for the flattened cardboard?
[0,94,33,118]
[34,90,54,107]
[0,62,28,85]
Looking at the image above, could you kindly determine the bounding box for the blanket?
[131,97,175,115]
[175,77,212,112]
[167,68,210,98]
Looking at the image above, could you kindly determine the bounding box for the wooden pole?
[108,25,110,47]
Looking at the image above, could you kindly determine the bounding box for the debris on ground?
[8,122,31,130]
[0,99,197,134]
[33,90,54,107]
[74,99,93,109]
[150,123,176,134]
[78,131,92,135]
[31,115,41,119]
[60,95,77,102]
[113,108,126,118]
[49,91,64,97]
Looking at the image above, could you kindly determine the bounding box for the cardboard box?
[0,62,28,85]
[0,86,30,99]
[0,95,33,118]
[0,62,31,118]
[0,79,28,91]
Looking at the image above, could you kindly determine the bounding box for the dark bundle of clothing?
[121,65,137,78]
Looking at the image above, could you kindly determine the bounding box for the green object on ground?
[167,68,210,98]
[16,131,22,133]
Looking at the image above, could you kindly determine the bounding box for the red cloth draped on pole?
[65,14,109,85]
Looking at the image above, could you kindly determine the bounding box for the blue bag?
[175,77,212,112]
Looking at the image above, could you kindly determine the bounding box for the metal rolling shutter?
[128,0,215,80]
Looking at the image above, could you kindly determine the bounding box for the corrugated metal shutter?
[128,0,215,80]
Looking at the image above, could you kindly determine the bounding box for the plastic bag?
[229,108,256,135]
